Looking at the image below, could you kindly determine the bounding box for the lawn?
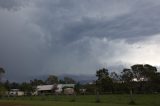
[0,94,160,106]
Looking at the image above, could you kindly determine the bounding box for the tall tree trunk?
[130,89,133,101]
[128,88,136,104]
[96,91,100,103]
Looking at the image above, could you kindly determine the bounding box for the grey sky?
[0,0,160,81]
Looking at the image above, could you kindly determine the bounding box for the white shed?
[36,85,55,95]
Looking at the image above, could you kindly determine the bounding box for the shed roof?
[37,85,54,91]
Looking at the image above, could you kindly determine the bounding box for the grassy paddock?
[0,94,160,106]
[0,100,136,106]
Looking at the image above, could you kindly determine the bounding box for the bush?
[0,85,7,98]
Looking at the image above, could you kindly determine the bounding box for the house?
[62,84,75,89]
[63,88,75,95]
[36,84,75,95]
[9,89,24,96]
[36,85,55,95]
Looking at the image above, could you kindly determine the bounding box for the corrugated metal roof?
[62,84,75,88]
[36,84,75,91]
[37,85,54,91]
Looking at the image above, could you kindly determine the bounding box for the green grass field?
[0,94,160,106]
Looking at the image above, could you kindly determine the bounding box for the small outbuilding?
[63,88,75,95]
[9,89,24,96]
[36,84,75,95]
[36,85,55,95]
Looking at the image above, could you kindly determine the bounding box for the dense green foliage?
[93,64,160,94]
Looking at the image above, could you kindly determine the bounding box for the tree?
[59,79,65,84]
[30,79,44,86]
[83,83,96,94]
[96,68,109,81]
[121,68,135,104]
[96,68,113,92]
[20,82,33,93]
[131,64,144,80]
[45,75,58,84]
[0,67,6,97]
[121,68,133,82]
[0,85,6,97]
[131,64,157,81]
[95,68,112,103]
[110,72,121,93]
[143,64,158,92]
[131,64,158,93]
[143,64,157,81]
[74,82,81,94]
[10,82,20,89]
[110,72,120,82]
[4,80,10,91]
[0,67,5,83]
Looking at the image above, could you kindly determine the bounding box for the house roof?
[10,89,19,91]
[37,85,54,91]
[62,84,75,88]
[36,84,75,91]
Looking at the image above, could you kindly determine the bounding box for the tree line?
[0,64,160,96]
[93,64,160,94]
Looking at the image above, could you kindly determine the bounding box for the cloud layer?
[0,0,160,81]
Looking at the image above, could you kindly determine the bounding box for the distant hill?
[28,74,96,84]
[58,74,96,84]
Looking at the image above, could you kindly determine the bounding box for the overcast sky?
[0,0,160,81]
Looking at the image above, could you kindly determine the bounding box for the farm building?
[36,85,55,95]
[63,88,75,95]
[62,84,75,88]
[9,89,24,96]
[55,84,75,94]
[36,84,75,95]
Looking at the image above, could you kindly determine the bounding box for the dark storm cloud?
[30,0,160,46]
[28,0,133,46]
[0,0,28,11]
[56,3,160,44]
[0,0,160,81]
